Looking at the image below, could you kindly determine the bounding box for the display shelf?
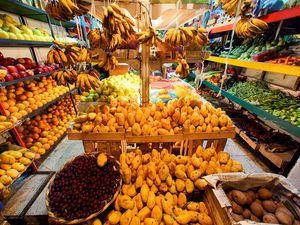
[34,131,68,167]
[0,39,52,47]
[203,80,300,138]
[23,89,76,121]
[209,6,300,35]
[0,0,76,28]
[206,56,300,77]
[0,71,56,87]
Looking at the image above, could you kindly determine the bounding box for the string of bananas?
[45,0,91,21]
[76,72,101,92]
[52,69,78,86]
[136,26,162,46]
[222,0,253,17]
[165,27,197,46]
[194,27,209,48]
[47,47,68,66]
[175,52,190,78]
[87,28,110,50]
[98,53,118,71]
[102,3,135,40]
[77,47,91,63]
[235,17,268,39]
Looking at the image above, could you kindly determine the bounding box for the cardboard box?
[203,173,300,225]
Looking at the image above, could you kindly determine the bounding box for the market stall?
[0,0,299,224]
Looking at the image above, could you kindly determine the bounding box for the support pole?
[141,44,150,105]
[140,0,150,106]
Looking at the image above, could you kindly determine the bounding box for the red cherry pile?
[48,154,120,220]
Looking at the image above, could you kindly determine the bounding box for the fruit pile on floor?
[0,14,53,42]
[89,147,243,225]
[0,76,70,120]
[13,95,78,157]
[0,147,36,191]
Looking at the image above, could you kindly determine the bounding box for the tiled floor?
[39,137,269,174]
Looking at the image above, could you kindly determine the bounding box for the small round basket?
[45,153,122,224]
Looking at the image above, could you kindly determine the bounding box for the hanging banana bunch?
[175,52,190,78]
[52,69,78,86]
[102,3,135,39]
[221,0,253,17]
[136,26,162,46]
[235,17,268,39]
[77,47,91,63]
[194,27,209,48]
[87,28,110,50]
[108,34,123,52]
[165,27,197,47]
[98,53,118,71]
[47,47,68,66]
[76,72,101,92]
[45,0,91,21]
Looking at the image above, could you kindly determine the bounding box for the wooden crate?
[68,129,235,157]
[204,187,233,225]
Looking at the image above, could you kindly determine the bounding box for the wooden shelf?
[206,56,300,77]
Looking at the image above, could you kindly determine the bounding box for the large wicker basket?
[45,153,122,224]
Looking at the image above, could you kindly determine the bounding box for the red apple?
[1,59,11,67]
[43,67,49,73]
[37,64,44,68]
[24,58,32,65]
[24,63,32,70]
[26,70,34,76]
[15,64,26,72]
[16,58,26,64]
[34,68,44,74]
[19,71,27,78]
[0,52,4,61]
[4,74,14,81]
[7,65,18,73]
[11,72,20,79]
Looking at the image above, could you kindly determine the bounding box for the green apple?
[32,28,42,36]
[2,26,9,32]
[0,29,9,39]
[8,32,17,39]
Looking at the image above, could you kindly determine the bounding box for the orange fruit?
[19,110,27,116]
[11,112,22,119]
[7,99,16,107]
[7,93,16,99]
[2,102,9,110]
[25,92,33,98]
[22,101,29,107]
[27,98,35,104]
[17,94,27,101]
[16,103,25,110]
[36,102,43,107]
[43,144,50,150]
[8,106,18,113]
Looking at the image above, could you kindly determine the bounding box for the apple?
[15,64,26,71]
[24,63,32,70]
[11,72,20,79]
[7,65,18,73]
[4,74,14,81]
[26,70,34,76]
[43,67,49,73]
[19,71,27,78]
[34,68,44,74]
[24,58,32,65]
[0,52,4,61]
[37,64,44,68]
[1,58,14,67]
[16,58,26,64]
